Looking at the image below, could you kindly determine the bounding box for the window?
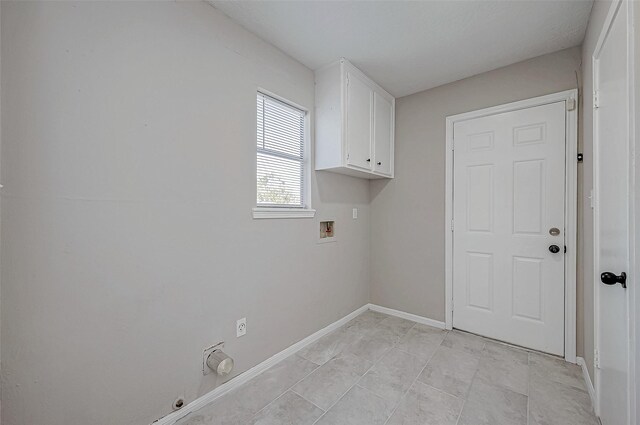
[255,92,314,218]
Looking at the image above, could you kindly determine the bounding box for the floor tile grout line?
[309,316,398,425]
[420,380,465,400]
[356,334,419,407]
[307,354,379,425]
[451,341,488,425]
[308,363,377,423]
[454,398,468,425]
[289,388,326,414]
[370,319,453,424]
[245,357,322,422]
[353,347,417,405]
[381,335,444,425]
[308,314,430,424]
[298,310,393,423]
[456,340,534,425]
[245,389,290,423]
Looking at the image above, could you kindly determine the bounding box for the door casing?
[444,89,579,363]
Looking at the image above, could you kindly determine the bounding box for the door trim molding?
[444,89,579,363]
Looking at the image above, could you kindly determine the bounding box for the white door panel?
[345,71,372,170]
[453,101,566,355]
[594,2,630,424]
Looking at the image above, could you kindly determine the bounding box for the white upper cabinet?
[315,59,395,179]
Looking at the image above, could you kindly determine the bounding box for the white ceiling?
[210,0,593,97]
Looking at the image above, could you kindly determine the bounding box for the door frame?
[444,89,579,363]
[592,0,636,419]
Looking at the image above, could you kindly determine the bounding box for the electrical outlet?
[236,318,247,337]
[352,208,358,219]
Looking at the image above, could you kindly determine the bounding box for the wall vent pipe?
[206,350,234,376]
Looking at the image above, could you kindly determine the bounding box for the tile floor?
[176,310,599,425]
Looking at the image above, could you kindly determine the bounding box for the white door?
[453,101,566,355]
[373,92,392,176]
[594,2,630,423]
[345,70,372,170]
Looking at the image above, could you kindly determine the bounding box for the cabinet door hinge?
[594,349,600,369]
[593,91,600,109]
[566,98,576,111]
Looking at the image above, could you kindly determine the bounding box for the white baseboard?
[152,304,369,425]
[368,304,446,329]
[576,356,597,414]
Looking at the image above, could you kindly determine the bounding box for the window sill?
[252,207,316,219]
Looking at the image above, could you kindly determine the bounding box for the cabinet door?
[373,92,393,176]
[345,71,373,170]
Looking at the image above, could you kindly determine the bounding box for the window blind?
[256,92,305,208]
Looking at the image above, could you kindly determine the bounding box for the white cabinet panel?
[373,92,393,176]
[346,71,373,170]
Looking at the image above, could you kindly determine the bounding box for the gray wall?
[580,0,613,384]
[0,2,370,425]
[370,47,583,347]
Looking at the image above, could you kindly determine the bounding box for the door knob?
[366,158,371,162]
[377,161,382,165]
[600,272,627,289]
[549,245,560,254]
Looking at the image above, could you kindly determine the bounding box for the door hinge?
[593,91,600,109]
[346,153,350,160]
[451,220,454,232]
[594,349,600,369]
[566,98,576,111]
[346,75,349,86]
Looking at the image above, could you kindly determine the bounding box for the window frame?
[253,89,315,219]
